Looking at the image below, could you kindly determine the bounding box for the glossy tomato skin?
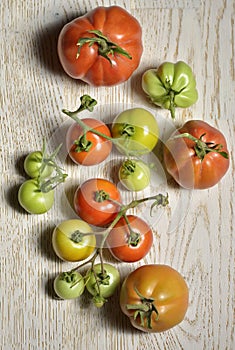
[57,6,143,86]
[24,151,54,178]
[163,120,229,189]
[111,108,159,155]
[18,179,54,214]
[86,263,120,299]
[120,264,189,333]
[54,271,85,299]
[107,215,153,262]
[66,118,112,166]
[74,178,121,227]
[118,159,150,191]
[52,219,96,262]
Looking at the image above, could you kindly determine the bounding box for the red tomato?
[57,6,143,86]
[74,178,121,227]
[106,215,153,262]
[66,118,112,166]
[120,264,189,333]
[163,120,229,189]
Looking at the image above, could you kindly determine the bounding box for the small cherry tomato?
[106,215,153,262]
[118,159,150,191]
[24,151,54,178]
[66,118,112,166]
[86,263,120,307]
[52,219,96,262]
[111,108,159,155]
[120,264,189,333]
[54,271,85,299]
[74,178,121,227]
[18,178,54,214]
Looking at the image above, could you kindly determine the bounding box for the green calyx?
[172,132,229,160]
[95,190,110,202]
[121,160,136,175]
[74,134,93,152]
[70,230,84,243]
[126,288,159,329]
[77,30,132,64]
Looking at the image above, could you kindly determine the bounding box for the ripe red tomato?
[66,118,112,166]
[163,120,229,189]
[74,178,121,227]
[57,6,143,86]
[120,264,189,333]
[106,215,153,262]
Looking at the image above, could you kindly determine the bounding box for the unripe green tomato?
[24,151,54,178]
[54,271,85,299]
[86,263,120,299]
[18,179,54,214]
[119,159,150,191]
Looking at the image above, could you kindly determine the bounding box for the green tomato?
[54,271,85,299]
[86,263,120,307]
[142,61,198,118]
[18,178,54,214]
[24,151,54,178]
[111,108,159,156]
[119,159,150,191]
[52,219,96,262]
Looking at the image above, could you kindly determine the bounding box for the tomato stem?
[38,142,68,192]
[172,132,229,160]
[126,287,159,329]
[123,214,141,247]
[76,30,132,64]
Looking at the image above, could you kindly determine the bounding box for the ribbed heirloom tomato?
[74,178,121,227]
[120,264,189,333]
[57,6,143,86]
[66,118,112,166]
[163,120,229,189]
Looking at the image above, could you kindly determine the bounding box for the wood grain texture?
[0,0,234,349]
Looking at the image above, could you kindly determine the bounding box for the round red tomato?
[57,6,143,86]
[120,264,189,333]
[106,215,153,262]
[66,118,112,166]
[74,178,121,227]
[163,120,229,189]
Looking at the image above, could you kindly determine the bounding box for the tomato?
[163,120,229,189]
[18,178,54,214]
[66,118,112,166]
[54,271,85,299]
[52,219,96,262]
[142,61,198,119]
[57,6,143,86]
[118,159,150,191]
[24,151,54,178]
[120,264,189,333]
[111,108,159,155]
[106,215,153,262]
[86,263,120,307]
[74,178,121,227]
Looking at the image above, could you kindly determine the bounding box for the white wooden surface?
[1,0,234,349]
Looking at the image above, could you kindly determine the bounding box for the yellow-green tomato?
[111,108,159,155]
[24,151,54,178]
[54,271,85,299]
[119,159,150,191]
[52,219,96,262]
[18,178,54,214]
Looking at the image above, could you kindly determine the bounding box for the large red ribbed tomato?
[57,6,143,86]
[163,120,229,189]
